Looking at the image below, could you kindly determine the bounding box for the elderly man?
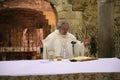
[43,21,85,59]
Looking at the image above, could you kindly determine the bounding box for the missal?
[69,56,97,62]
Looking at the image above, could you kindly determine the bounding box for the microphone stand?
[71,41,76,57]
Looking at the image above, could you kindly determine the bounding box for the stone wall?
[46,0,120,57]
[113,0,120,57]
[46,0,98,41]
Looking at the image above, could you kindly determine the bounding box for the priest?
[42,20,85,59]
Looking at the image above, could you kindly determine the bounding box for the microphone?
[71,41,76,45]
[71,41,76,57]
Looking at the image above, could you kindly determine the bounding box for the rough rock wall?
[46,0,97,41]
[113,0,120,57]
[46,0,120,57]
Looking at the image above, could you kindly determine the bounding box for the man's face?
[59,24,69,35]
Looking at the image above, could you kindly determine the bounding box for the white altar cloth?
[0,58,120,76]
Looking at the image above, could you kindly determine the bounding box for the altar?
[0,58,120,80]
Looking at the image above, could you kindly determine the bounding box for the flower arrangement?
[89,36,97,57]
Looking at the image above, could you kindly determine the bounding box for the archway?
[0,0,57,48]
[0,8,50,47]
[0,0,57,60]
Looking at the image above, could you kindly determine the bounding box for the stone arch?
[0,7,48,47]
[0,0,57,47]
[0,0,57,26]
[48,3,58,25]
[0,8,48,29]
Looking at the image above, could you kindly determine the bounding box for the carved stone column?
[98,0,114,57]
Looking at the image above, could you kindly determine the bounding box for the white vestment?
[42,30,85,59]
